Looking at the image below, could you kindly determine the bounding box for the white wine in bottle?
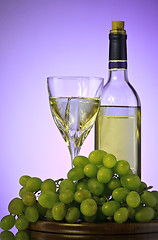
[95,21,141,177]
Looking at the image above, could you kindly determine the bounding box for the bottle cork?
[110,21,126,34]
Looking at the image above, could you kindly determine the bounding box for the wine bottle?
[95,21,141,177]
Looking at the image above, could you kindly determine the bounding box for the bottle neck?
[108,69,128,83]
[108,33,127,71]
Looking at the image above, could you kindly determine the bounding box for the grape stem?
[55,178,64,189]
[55,178,64,184]
[139,186,153,195]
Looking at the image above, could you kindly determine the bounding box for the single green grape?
[114,207,129,224]
[112,187,129,202]
[65,200,80,210]
[151,191,158,201]
[73,155,89,168]
[84,214,96,223]
[135,204,144,212]
[67,167,84,181]
[154,209,158,219]
[103,185,113,198]
[59,190,74,204]
[22,192,36,206]
[59,179,75,193]
[25,177,42,192]
[19,187,28,198]
[154,203,158,211]
[46,208,54,221]
[15,215,29,231]
[102,200,120,216]
[65,207,80,223]
[98,195,107,204]
[126,191,140,208]
[97,166,113,183]
[8,198,25,215]
[76,179,88,191]
[121,175,141,190]
[87,178,104,196]
[74,189,91,203]
[0,231,15,240]
[41,179,56,193]
[25,206,39,223]
[136,181,147,193]
[38,191,59,209]
[80,198,98,217]
[103,153,117,168]
[128,169,134,175]
[96,206,107,222]
[135,206,155,222]
[0,215,15,231]
[128,206,135,220]
[88,150,107,165]
[83,163,98,178]
[108,178,121,190]
[141,190,157,208]
[15,230,30,240]
[114,160,130,176]
[35,202,47,219]
[19,175,31,187]
[93,195,100,204]
[52,202,66,221]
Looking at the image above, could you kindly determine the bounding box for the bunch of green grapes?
[0,176,44,233]
[0,150,158,234]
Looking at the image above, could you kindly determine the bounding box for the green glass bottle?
[95,21,141,177]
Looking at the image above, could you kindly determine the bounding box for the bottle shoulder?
[101,78,141,107]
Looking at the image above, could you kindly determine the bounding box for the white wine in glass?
[47,77,104,166]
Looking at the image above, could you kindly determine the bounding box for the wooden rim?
[28,220,158,235]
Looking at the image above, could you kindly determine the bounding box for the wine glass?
[47,76,104,166]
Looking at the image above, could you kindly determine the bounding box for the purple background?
[0,0,158,223]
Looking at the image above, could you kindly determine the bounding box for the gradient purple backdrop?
[0,0,158,224]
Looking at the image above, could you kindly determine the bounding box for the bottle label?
[109,60,127,70]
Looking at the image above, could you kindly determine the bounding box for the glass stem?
[68,137,80,167]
